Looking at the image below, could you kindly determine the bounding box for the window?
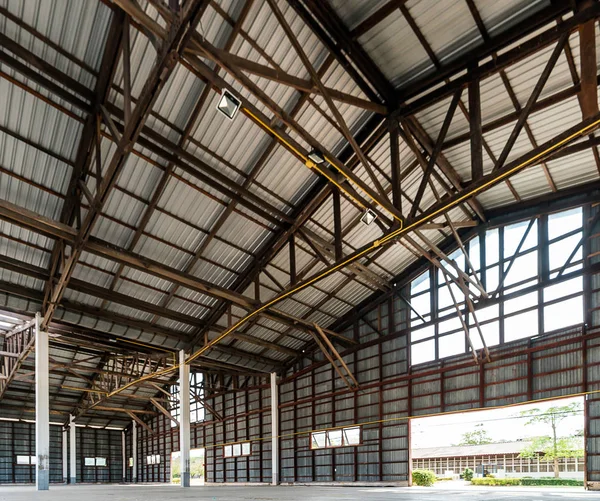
[85,457,107,467]
[169,372,205,427]
[223,442,251,458]
[128,457,134,467]
[147,455,161,465]
[16,455,35,465]
[310,426,361,449]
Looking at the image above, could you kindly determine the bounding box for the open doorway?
[171,448,205,485]
[410,396,584,488]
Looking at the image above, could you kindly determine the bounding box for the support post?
[132,420,137,483]
[270,372,279,485]
[122,430,126,482]
[179,350,190,488]
[69,414,76,484]
[35,313,49,491]
[62,428,68,483]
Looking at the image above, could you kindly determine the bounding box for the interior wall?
[0,422,122,484]
[130,201,600,489]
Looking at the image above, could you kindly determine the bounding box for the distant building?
[412,441,584,480]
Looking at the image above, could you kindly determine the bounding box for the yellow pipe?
[243,108,394,218]
[105,116,600,398]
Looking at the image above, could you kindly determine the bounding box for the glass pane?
[232,443,241,457]
[85,457,95,466]
[504,309,538,342]
[410,292,431,318]
[328,429,342,447]
[343,427,360,446]
[439,331,465,358]
[16,456,29,465]
[154,455,161,464]
[548,208,582,240]
[411,324,434,342]
[411,271,430,294]
[224,445,232,458]
[411,339,435,365]
[504,219,537,256]
[129,458,133,467]
[504,292,538,315]
[438,316,462,334]
[504,251,538,287]
[472,304,498,322]
[549,234,582,273]
[469,236,481,271]
[96,457,107,467]
[147,456,153,465]
[241,442,251,456]
[544,277,583,302]
[470,321,500,350]
[544,296,583,331]
[486,228,499,265]
[30,456,36,465]
[312,432,326,449]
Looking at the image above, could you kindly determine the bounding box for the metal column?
[69,414,76,484]
[132,420,137,483]
[179,350,190,488]
[122,430,126,482]
[35,313,49,491]
[62,428,68,483]
[271,372,279,485]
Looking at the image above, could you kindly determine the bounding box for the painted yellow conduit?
[102,113,600,400]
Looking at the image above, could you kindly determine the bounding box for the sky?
[411,396,583,449]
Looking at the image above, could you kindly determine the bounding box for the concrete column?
[62,428,68,483]
[69,414,76,484]
[270,372,279,485]
[179,350,190,488]
[132,421,137,483]
[122,430,126,482]
[35,313,50,491]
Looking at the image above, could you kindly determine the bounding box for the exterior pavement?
[0,483,593,501]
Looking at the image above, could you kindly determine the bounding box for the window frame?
[310,426,362,450]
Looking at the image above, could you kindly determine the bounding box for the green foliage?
[190,457,204,479]
[518,402,583,478]
[412,469,437,486]
[519,436,583,461]
[471,478,521,486]
[463,468,474,481]
[456,424,493,446]
[520,478,583,486]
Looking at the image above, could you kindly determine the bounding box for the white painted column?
[122,430,127,482]
[69,414,76,484]
[179,350,190,488]
[35,313,50,491]
[270,372,279,486]
[62,428,68,483]
[132,420,137,483]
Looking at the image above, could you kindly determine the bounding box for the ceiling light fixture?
[216,89,241,120]
[361,208,377,226]
[308,149,325,165]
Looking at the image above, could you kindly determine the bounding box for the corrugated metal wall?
[131,380,271,483]
[0,422,122,484]
[128,202,600,489]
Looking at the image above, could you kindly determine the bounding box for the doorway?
[171,448,205,485]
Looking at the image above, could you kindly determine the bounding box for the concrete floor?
[0,484,593,501]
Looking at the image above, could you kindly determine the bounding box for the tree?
[456,424,492,446]
[518,402,583,478]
